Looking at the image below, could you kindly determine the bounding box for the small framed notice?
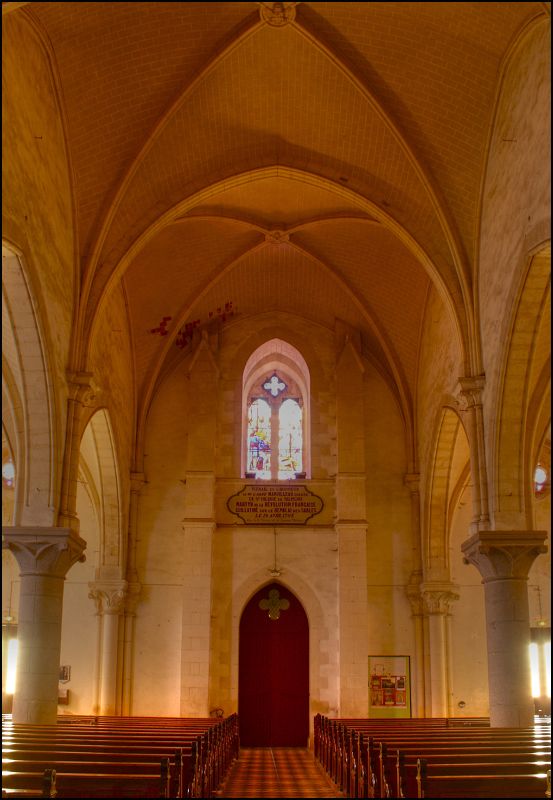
[369,655,411,718]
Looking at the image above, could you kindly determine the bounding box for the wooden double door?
[238,583,309,747]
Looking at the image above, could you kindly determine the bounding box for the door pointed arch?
[238,582,309,747]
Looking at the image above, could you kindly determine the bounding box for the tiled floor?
[216,748,343,798]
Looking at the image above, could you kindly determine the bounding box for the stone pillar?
[2,527,86,723]
[337,522,369,716]
[406,583,425,717]
[458,376,490,532]
[180,332,218,716]
[88,580,128,715]
[180,517,215,716]
[335,332,368,716]
[120,471,144,715]
[420,583,459,718]
[58,373,97,532]
[405,472,424,716]
[461,531,547,727]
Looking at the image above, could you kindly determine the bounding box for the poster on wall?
[368,655,411,718]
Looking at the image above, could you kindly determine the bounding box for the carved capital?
[461,531,548,582]
[404,472,420,493]
[66,371,98,407]
[406,582,423,616]
[2,527,86,577]
[88,580,128,615]
[130,471,146,493]
[420,582,459,615]
[457,375,485,410]
[258,2,297,27]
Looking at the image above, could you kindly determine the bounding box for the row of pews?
[2,712,239,798]
[314,714,552,798]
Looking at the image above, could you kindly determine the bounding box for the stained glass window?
[278,399,302,479]
[246,373,304,481]
[2,459,15,488]
[247,398,272,479]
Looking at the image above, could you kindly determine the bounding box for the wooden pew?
[379,738,551,798]
[313,714,550,799]
[2,737,195,797]
[395,750,551,798]
[416,757,551,798]
[2,714,239,798]
[1,767,56,798]
[2,764,171,798]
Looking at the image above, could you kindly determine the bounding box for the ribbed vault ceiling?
[15,0,548,415]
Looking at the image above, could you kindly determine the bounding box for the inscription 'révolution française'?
[227,484,324,525]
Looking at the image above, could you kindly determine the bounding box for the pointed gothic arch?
[80,408,124,575]
[2,242,56,526]
[494,244,551,529]
[425,406,470,578]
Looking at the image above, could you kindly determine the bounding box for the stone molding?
[265,230,290,243]
[457,375,485,410]
[419,582,459,615]
[404,472,420,493]
[88,580,129,615]
[406,581,423,616]
[130,471,146,493]
[66,370,98,407]
[2,527,86,577]
[461,530,548,582]
[259,2,297,26]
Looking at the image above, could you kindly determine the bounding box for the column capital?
[404,472,420,492]
[461,530,548,582]
[130,471,146,493]
[88,579,129,615]
[406,581,423,616]
[2,527,86,577]
[420,582,460,615]
[458,374,485,408]
[66,371,97,406]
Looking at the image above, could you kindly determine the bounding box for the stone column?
[420,583,459,718]
[458,376,490,532]
[406,583,425,717]
[180,332,218,716]
[337,522,369,716]
[461,531,547,728]
[461,531,547,727]
[335,333,368,716]
[88,580,128,715]
[405,472,424,716]
[120,471,144,715]
[2,527,86,723]
[121,584,141,716]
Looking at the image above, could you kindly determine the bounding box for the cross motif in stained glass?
[259,588,290,620]
[263,373,287,397]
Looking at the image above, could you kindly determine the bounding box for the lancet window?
[246,372,303,480]
[242,339,310,481]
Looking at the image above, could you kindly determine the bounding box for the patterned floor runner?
[216,747,343,798]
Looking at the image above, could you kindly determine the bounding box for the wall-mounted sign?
[227,484,324,525]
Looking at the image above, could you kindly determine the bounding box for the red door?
[239,583,309,746]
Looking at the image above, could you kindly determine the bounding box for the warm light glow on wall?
[6,638,18,694]
[545,642,551,698]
